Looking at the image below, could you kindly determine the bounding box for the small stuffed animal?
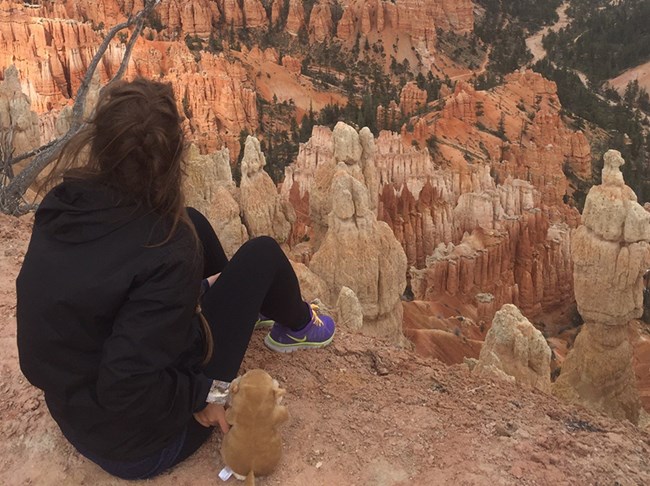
[221,369,289,486]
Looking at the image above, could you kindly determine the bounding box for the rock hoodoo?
[308,0,334,43]
[183,144,248,258]
[336,286,364,332]
[308,122,378,244]
[399,81,428,116]
[474,304,552,393]
[239,136,294,244]
[0,66,40,157]
[310,166,407,341]
[553,150,650,424]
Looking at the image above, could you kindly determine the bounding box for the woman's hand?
[194,403,230,433]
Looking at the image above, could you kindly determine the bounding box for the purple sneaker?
[264,303,335,353]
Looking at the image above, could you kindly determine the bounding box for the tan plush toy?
[221,369,289,486]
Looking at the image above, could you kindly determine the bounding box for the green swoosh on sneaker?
[288,335,308,343]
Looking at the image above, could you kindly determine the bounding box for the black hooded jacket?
[16,179,211,461]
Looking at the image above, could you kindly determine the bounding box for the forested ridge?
[544,0,650,82]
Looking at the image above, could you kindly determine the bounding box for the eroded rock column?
[183,144,248,258]
[474,304,551,393]
[553,150,650,424]
[310,166,407,342]
[239,135,294,244]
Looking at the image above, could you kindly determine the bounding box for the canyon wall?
[286,139,576,329]
[336,0,474,45]
[0,1,258,155]
[0,0,477,160]
[1,2,601,362]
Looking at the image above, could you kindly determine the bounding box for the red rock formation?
[554,150,650,424]
[399,81,427,116]
[285,0,305,35]
[410,211,573,320]
[495,72,593,206]
[218,0,244,28]
[336,0,474,48]
[375,131,500,267]
[432,0,474,31]
[241,0,268,29]
[283,117,575,324]
[567,130,591,179]
[409,70,592,209]
[309,0,334,43]
[165,48,259,155]
[163,0,220,37]
[281,55,302,75]
[335,4,355,40]
[1,1,258,155]
[442,82,478,123]
[0,6,108,113]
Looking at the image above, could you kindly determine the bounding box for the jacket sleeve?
[96,249,211,424]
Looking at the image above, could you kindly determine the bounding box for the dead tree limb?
[0,0,160,215]
[1,127,15,183]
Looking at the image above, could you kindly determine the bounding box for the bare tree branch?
[109,12,148,87]
[9,137,60,166]
[1,127,15,182]
[71,0,158,128]
[1,0,160,215]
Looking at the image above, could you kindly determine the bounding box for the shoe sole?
[264,333,335,353]
[254,319,275,330]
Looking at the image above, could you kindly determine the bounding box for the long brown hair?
[45,78,213,362]
[45,77,195,246]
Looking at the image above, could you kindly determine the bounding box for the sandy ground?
[2,212,650,486]
[235,49,347,119]
[609,60,650,95]
[526,2,570,64]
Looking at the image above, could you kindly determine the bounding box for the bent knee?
[242,235,282,256]
[247,235,280,249]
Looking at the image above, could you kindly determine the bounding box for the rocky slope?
[2,213,650,485]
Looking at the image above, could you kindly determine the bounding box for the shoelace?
[310,303,324,327]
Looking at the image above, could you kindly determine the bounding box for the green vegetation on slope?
[533,59,650,203]
[476,0,563,34]
[543,0,650,82]
[473,0,564,81]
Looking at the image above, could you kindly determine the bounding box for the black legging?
[187,208,311,382]
[78,209,311,478]
[172,209,311,465]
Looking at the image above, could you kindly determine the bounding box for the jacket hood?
[36,180,147,243]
